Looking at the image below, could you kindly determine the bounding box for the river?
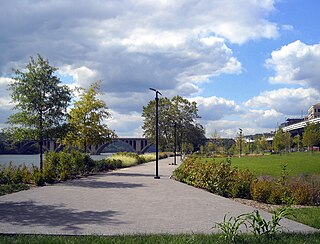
[0,153,113,167]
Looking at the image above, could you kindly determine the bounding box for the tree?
[257,136,269,154]
[302,123,320,152]
[284,131,292,153]
[142,95,205,152]
[62,81,115,152]
[235,131,245,157]
[273,128,285,154]
[6,55,71,170]
[293,134,302,151]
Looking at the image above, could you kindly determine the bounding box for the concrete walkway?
[0,157,317,235]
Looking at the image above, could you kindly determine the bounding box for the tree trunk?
[39,110,43,172]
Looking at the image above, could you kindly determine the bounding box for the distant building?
[308,103,320,120]
[280,118,304,128]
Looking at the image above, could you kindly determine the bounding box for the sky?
[1,0,320,138]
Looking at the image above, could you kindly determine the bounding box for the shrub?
[173,156,255,198]
[290,180,312,205]
[70,150,86,175]
[268,184,288,205]
[32,165,45,186]
[230,169,254,199]
[140,153,156,162]
[250,178,272,203]
[21,164,32,184]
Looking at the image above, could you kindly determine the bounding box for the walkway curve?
[0,157,317,235]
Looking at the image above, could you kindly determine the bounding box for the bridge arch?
[18,141,49,154]
[141,143,155,153]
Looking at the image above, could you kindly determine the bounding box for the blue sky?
[0,0,320,138]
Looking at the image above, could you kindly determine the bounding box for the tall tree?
[293,134,302,151]
[62,81,114,152]
[302,123,320,152]
[284,131,292,153]
[6,55,71,170]
[142,95,205,151]
[273,128,285,154]
[257,136,269,153]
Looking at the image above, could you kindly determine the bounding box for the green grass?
[140,153,156,162]
[220,152,320,177]
[0,233,319,244]
[287,208,320,229]
[109,155,139,167]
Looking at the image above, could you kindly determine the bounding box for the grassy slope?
[0,233,320,244]
[288,208,320,229]
[228,152,320,177]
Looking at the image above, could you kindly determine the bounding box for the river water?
[0,153,113,167]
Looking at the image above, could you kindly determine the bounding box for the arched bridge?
[15,138,154,154]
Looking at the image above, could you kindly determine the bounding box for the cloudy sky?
[1,0,320,138]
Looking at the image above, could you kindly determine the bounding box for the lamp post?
[239,128,243,157]
[150,88,162,179]
[173,122,177,165]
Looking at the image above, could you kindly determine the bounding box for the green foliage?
[288,208,320,229]
[1,233,320,244]
[214,214,247,242]
[1,151,158,195]
[0,184,30,196]
[140,153,156,162]
[173,156,255,198]
[142,95,205,152]
[302,123,320,150]
[250,178,272,203]
[290,179,312,205]
[175,154,320,205]
[32,165,45,186]
[273,128,285,154]
[0,163,32,185]
[244,207,292,236]
[6,55,71,170]
[62,81,114,152]
[215,207,292,241]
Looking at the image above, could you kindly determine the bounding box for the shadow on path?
[0,201,125,232]
[64,180,145,189]
[108,172,154,177]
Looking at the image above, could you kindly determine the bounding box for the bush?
[32,166,45,186]
[290,180,312,205]
[230,169,254,199]
[140,153,156,162]
[173,156,255,198]
[250,178,272,203]
[21,164,32,184]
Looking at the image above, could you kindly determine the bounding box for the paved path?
[0,157,317,235]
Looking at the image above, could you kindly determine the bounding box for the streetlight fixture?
[239,128,243,157]
[150,88,162,179]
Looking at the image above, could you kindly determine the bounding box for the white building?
[308,103,320,120]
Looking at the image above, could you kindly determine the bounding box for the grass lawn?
[287,207,320,229]
[226,152,320,177]
[0,233,320,244]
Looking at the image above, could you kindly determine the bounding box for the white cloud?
[245,109,284,128]
[0,77,13,109]
[107,110,143,137]
[190,96,241,120]
[0,0,285,137]
[59,65,98,87]
[266,40,320,89]
[244,87,320,115]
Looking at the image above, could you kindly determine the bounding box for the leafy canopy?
[62,81,114,152]
[6,55,71,170]
[142,95,205,151]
